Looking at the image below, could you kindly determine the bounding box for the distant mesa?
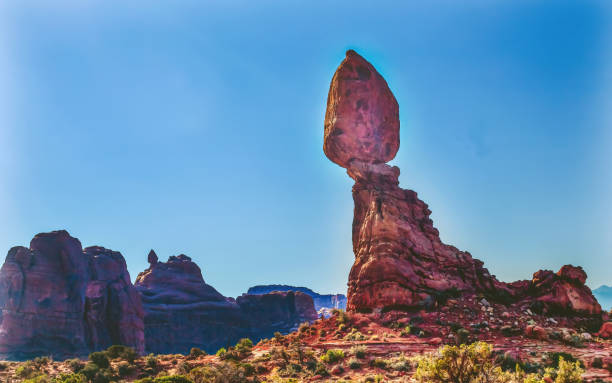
[247,284,347,314]
[323,50,602,321]
[593,285,612,311]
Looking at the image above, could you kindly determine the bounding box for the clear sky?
[1,1,610,298]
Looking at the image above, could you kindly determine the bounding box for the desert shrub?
[314,363,329,377]
[414,342,506,383]
[91,368,113,383]
[216,347,227,357]
[53,373,88,383]
[591,357,603,369]
[456,328,470,344]
[370,358,387,369]
[177,361,192,375]
[66,358,85,373]
[189,347,206,358]
[22,375,52,383]
[400,326,411,337]
[298,322,310,333]
[33,356,50,367]
[146,353,159,369]
[389,354,411,371]
[274,331,283,341]
[88,351,110,368]
[344,328,366,341]
[106,344,138,363]
[149,376,193,383]
[348,358,361,369]
[332,309,351,325]
[320,349,344,364]
[117,361,135,377]
[80,363,100,380]
[352,345,367,359]
[189,363,247,383]
[235,338,253,353]
[15,363,37,379]
[544,352,583,369]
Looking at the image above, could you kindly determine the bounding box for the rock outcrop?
[135,253,318,354]
[135,252,247,354]
[247,285,347,310]
[0,231,144,360]
[324,50,602,318]
[237,291,318,339]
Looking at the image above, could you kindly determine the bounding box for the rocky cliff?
[0,231,144,360]
[323,50,602,319]
[135,252,317,354]
[247,285,347,310]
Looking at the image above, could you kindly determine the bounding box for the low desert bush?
[348,358,361,370]
[320,349,344,364]
[415,342,584,383]
[352,345,367,359]
[88,351,110,369]
[106,344,138,363]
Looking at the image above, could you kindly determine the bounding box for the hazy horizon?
[1,1,610,298]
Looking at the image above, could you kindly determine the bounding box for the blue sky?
[1,1,610,297]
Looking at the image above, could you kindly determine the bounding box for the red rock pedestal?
[324,51,602,318]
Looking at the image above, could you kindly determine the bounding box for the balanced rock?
[0,231,144,360]
[324,51,505,313]
[323,50,601,319]
[324,50,399,168]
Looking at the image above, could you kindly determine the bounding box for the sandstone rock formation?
[0,231,144,360]
[247,285,347,310]
[525,265,601,316]
[135,252,247,354]
[135,253,318,354]
[237,290,318,339]
[324,50,602,318]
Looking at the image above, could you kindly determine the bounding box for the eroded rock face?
[135,253,318,354]
[135,253,247,354]
[324,50,602,318]
[526,266,601,316]
[247,285,347,310]
[0,231,144,360]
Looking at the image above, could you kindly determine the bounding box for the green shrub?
[320,349,344,364]
[400,326,411,337]
[348,358,361,370]
[146,353,159,369]
[88,352,110,368]
[53,373,88,383]
[117,361,134,377]
[314,363,330,377]
[456,328,470,344]
[15,363,37,379]
[106,344,138,363]
[332,309,351,325]
[66,358,84,373]
[150,376,193,383]
[22,375,51,383]
[235,338,253,353]
[215,347,227,357]
[80,363,103,381]
[545,352,583,368]
[189,347,206,358]
[298,322,310,333]
[352,345,367,359]
[389,354,411,371]
[370,358,387,369]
